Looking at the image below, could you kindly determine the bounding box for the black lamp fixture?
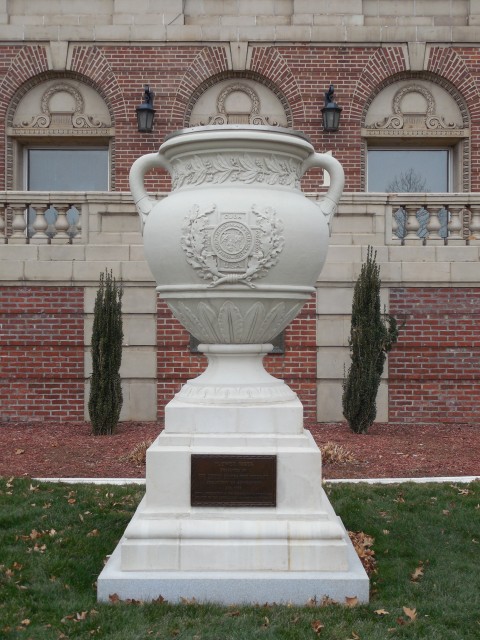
[322,84,342,132]
[136,84,155,133]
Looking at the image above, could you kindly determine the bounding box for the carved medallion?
[181,204,285,288]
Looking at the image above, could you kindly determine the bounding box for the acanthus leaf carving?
[167,299,303,344]
[171,153,301,190]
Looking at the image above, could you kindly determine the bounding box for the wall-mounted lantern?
[322,84,342,132]
[136,85,155,133]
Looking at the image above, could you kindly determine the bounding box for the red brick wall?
[157,297,317,422]
[389,287,480,423]
[0,287,84,421]
[1,43,480,191]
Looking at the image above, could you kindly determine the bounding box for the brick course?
[0,287,84,421]
[389,288,480,423]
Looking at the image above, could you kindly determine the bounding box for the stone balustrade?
[387,195,480,246]
[2,191,480,248]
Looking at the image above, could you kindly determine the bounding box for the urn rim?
[164,124,312,143]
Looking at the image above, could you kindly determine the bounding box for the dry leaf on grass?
[410,562,424,582]
[345,596,359,608]
[374,609,390,616]
[311,620,325,634]
[403,606,417,621]
[348,531,377,576]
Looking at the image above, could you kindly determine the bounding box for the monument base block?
[97,428,369,604]
[97,518,368,605]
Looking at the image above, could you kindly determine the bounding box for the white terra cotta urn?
[97,125,369,605]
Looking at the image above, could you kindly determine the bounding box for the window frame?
[366,145,453,193]
[21,141,111,192]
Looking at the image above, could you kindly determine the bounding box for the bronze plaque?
[191,454,277,507]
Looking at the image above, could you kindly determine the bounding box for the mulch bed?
[0,420,478,480]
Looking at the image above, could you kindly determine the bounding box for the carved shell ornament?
[198,82,280,126]
[181,203,285,288]
[371,84,460,130]
[14,82,109,129]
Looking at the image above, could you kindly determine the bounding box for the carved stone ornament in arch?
[188,79,289,128]
[363,80,467,139]
[9,79,114,136]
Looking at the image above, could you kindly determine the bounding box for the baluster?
[8,204,28,244]
[391,210,400,243]
[447,206,465,245]
[71,205,82,243]
[30,203,49,244]
[51,204,70,243]
[0,204,6,243]
[403,204,421,245]
[469,204,480,244]
[426,205,443,244]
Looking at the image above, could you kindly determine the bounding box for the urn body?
[129,126,344,344]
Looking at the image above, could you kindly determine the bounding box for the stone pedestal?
[98,346,369,604]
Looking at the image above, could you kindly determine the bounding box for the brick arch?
[5,70,118,130]
[357,66,475,191]
[248,47,305,124]
[183,70,294,128]
[169,46,230,124]
[0,46,50,118]
[427,47,480,122]
[1,45,128,190]
[69,45,127,122]
[347,47,408,123]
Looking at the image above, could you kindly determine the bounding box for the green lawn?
[1,478,479,639]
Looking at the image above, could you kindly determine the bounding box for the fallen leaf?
[442,509,450,516]
[410,563,424,582]
[349,633,361,640]
[20,619,30,626]
[345,596,359,608]
[374,609,390,616]
[396,617,407,626]
[152,595,166,604]
[108,593,120,603]
[311,620,324,634]
[306,596,318,607]
[348,531,377,576]
[261,616,270,628]
[87,529,99,537]
[76,611,88,621]
[403,606,417,622]
[15,449,25,455]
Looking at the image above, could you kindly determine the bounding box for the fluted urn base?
[98,344,369,604]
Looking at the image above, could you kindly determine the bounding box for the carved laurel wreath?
[171,153,301,190]
[181,203,285,288]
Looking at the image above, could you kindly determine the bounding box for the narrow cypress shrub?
[89,270,123,435]
[342,247,398,434]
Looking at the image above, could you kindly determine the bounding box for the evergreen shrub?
[342,247,398,434]
[88,270,123,435]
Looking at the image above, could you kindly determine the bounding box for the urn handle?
[129,152,171,233]
[301,152,345,231]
